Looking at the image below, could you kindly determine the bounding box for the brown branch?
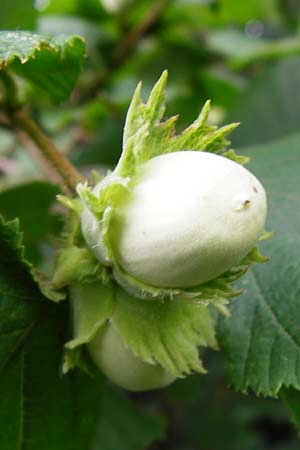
[112,0,167,64]
[14,128,64,188]
[79,0,169,103]
[0,111,11,129]
[10,109,85,193]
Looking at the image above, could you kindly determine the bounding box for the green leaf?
[0,218,163,449]
[0,31,86,102]
[0,298,104,450]
[218,131,300,396]
[0,186,65,303]
[0,181,63,264]
[228,57,300,147]
[0,216,41,368]
[0,304,165,450]
[111,287,217,377]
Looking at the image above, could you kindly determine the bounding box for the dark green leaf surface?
[0,217,164,449]
[0,301,164,450]
[228,57,300,147]
[0,181,63,263]
[0,31,85,102]
[218,132,300,396]
[166,361,299,450]
[0,216,40,369]
[0,300,103,450]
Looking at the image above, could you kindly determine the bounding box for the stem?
[79,0,168,102]
[112,0,168,64]
[0,71,84,193]
[14,128,64,187]
[11,109,84,192]
[0,70,20,110]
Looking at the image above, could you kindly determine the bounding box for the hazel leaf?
[0,31,85,102]
[218,131,300,396]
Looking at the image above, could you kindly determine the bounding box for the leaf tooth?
[219,122,240,136]
[146,70,168,125]
[222,149,250,165]
[123,81,143,147]
[192,99,211,128]
[149,329,182,377]
[161,327,193,375]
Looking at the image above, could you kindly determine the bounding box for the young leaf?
[0,31,85,102]
[218,131,300,396]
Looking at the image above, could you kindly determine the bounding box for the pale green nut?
[81,151,267,289]
[88,322,175,391]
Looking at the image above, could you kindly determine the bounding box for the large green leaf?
[1,301,164,450]
[0,31,85,102]
[218,131,300,396]
[228,57,300,147]
[0,302,166,450]
[0,216,40,368]
[0,216,165,449]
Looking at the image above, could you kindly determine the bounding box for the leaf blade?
[0,31,85,102]
[218,131,300,396]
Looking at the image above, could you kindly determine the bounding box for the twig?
[0,112,11,129]
[112,0,167,63]
[11,109,84,193]
[0,70,20,110]
[14,128,64,188]
[79,0,169,102]
[0,71,84,193]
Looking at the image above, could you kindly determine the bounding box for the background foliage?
[1,0,300,449]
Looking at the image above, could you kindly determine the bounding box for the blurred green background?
[1,0,300,449]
